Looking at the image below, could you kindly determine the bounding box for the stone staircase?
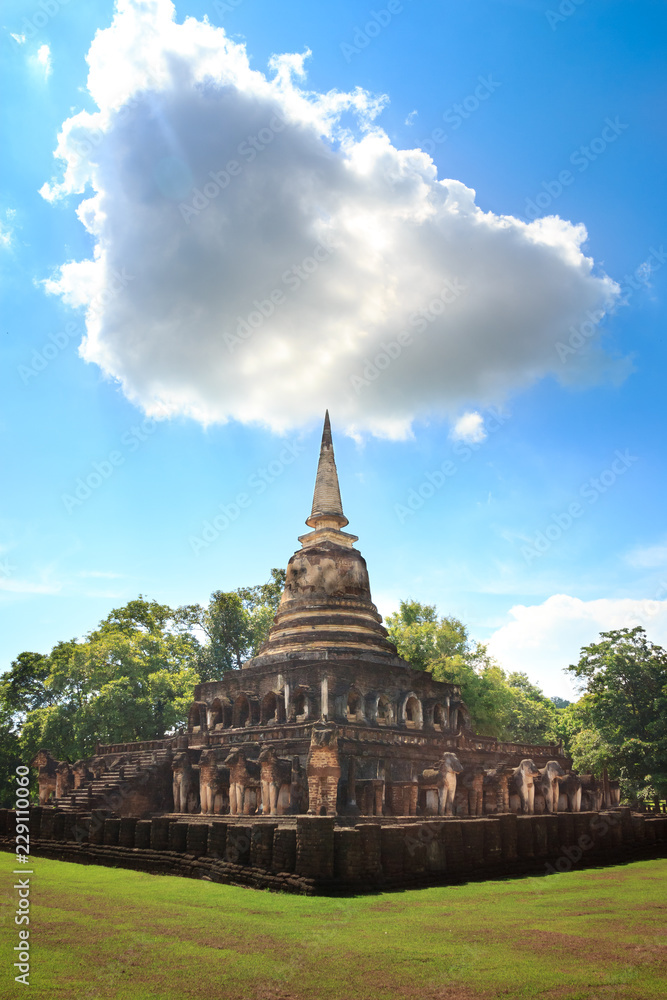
[58,747,174,813]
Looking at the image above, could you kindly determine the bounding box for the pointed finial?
[322,409,332,447]
[306,411,349,530]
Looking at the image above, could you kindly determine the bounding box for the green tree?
[567,626,667,799]
[0,701,21,807]
[15,598,202,764]
[185,569,286,679]
[432,651,514,738]
[504,672,558,745]
[1,574,288,801]
[568,727,616,776]
[386,600,469,671]
[387,598,564,743]
[0,650,58,718]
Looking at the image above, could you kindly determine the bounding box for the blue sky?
[1,0,666,699]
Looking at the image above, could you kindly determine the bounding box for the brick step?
[56,750,173,807]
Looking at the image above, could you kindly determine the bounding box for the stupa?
[25,415,637,896]
[35,413,570,821]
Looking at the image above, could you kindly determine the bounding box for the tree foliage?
[567,626,667,799]
[386,600,468,671]
[0,701,21,807]
[178,568,285,679]
[9,599,201,764]
[386,599,558,743]
[0,572,286,785]
[3,579,665,810]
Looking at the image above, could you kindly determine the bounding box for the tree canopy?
[0,572,285,779]
[386,599,559,744]
[3,580,665,808]
[567,626,667,800]
[177,568,285,678]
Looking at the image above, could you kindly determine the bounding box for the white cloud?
[405,110,418,125]
[0,577,62,596]
[41,0,623,439]
[487,594,667,698]
[35,43,52,78]
[451,410,486,444]
[626,541,667,569]
[0,209,16,249]
[11,33,26,45]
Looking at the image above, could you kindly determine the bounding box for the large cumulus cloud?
[42,0,621,437]
[487,594,667,698]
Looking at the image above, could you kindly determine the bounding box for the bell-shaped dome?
[244,413,405,668]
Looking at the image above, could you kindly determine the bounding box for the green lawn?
[1,853,666,999]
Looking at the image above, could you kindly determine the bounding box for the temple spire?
[305,411,349,530]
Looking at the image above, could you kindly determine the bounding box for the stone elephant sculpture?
[536,760,566,814]
[89,756,106,781]
[290,756,309,814]
[258,747,292,816]
[558,773,583,813]
[172,751,198,813]
[55,761,74,800]
[71,760,93,790]
[198,749,229,815]
[509,759,541,814]
[421,752,463,816]
[580,774,603,811]
[224,749,261,815]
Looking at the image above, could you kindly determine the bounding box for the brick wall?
[2,807,665,895]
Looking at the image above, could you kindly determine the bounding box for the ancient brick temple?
[34,413,619,824]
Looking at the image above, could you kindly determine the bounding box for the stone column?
[296,816,335,879]
[346,757,359,814]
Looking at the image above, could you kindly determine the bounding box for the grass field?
[1,853,666,1000]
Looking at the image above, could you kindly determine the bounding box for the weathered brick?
[498,813,517,860]
[103,818,120,846]
[461,819,485,867]
[296,817,334,879]
[272,827,296,873]
[483,818,502,863]
[187,823,210,857]
[250,824,276,869]
[533,816,548,858]
[150,817,172,851]
[119,817,137,848]
[134,820,152,849]
[334,828,362,880]
[53,812,67,841]
[207,822,227,860]
[442,820,466,872]
[169,821,189,852]
[516,815,534,858]
[380,825,405,876]
[356,823,383,878]
[226,825,252,865]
